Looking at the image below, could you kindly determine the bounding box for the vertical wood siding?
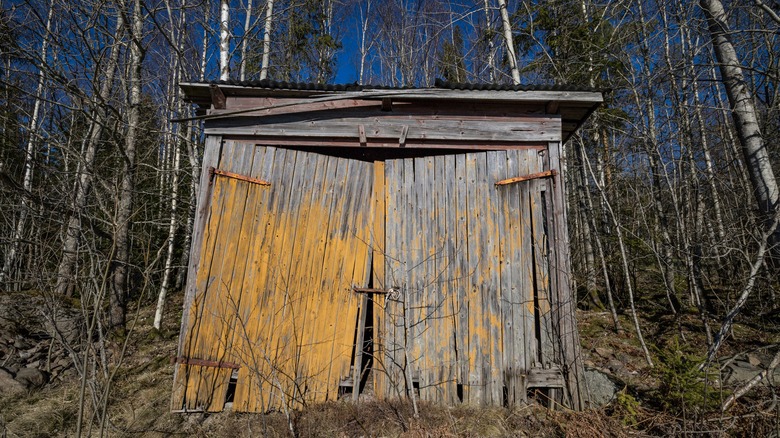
[173,144,374,412]
[378,149,550,405]
[173,145,563,412]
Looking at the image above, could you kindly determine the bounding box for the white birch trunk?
[155,0,188,329]
[239,0,253,81]
[484,0,495,82]
[259,0,274,80]
[496,0,520,84]
[701,0,779,246]
[1,3,54,285]
[358,0,371,84]
[219,0,230,81]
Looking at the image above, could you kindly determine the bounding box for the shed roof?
[180,79,603,143]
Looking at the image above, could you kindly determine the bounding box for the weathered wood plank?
[453,153,469,402]
[485,151,504,405]
[506,149,528,405]
[231,146,274,411]
[464,152,483,405]
[372,160,386,399]
[442,153,459,404]
[383,158,403,397]
[207,118,561,143]
[195,141,251,411]
[182,140,235,411]
[546,140,584,409]
[305,154,343,404]
[520,149,537,376]
[209,136,549,151]
[172,134,223,410]
[234,147,281,412]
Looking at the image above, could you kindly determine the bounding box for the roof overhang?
[179,81,603,144]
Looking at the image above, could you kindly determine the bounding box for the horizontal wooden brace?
[171,356,241,369]
[206,116,562,143]
[526,366,564,388]
[352,287,389,294]
[495,169,557,186]
[210,167,271,186]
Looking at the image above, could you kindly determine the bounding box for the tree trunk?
[110,0,144,329]
[483,0,495,82]
[239,0,253,81]
[155,0,188,329]
[56,6,124,297]
[496,0,520,84]
[260,0,274,80]
[1,3,53,286]
[358,0,371,84]
[219,0,230,81]
[701,0,780,252]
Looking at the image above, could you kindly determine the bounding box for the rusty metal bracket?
[495,169,557,186]
[171,356,240,369]
[209,167,271,186]
[352,286,389,294]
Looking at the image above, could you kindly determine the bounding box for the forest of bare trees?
[0,0,779,431]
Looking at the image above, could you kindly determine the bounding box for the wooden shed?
[172,80,602,413]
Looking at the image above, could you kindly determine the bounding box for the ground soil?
[0,288,778,437]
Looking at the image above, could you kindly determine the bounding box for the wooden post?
[172,135,224,410]
[546,141,585,409]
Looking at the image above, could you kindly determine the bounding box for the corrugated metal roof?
[206,78,601,93]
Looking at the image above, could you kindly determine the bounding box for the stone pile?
[0,293,82,395]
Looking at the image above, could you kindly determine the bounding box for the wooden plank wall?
[173,144,374,412]
[378,149,552,406]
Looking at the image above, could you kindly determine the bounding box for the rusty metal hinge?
[209,167,271,186]
[495,169,558,186]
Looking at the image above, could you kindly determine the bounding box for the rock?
[45,309,83,345]
[14,367,48,389]
[607,359,625,374]
[13,337,29,350]
[594,347,613,358]
[0,367,25,394]
[584,368,618,407]
[747,353,762,367]
[25,360,42,369]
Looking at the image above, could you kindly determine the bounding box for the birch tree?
[0,2,53,287]
[220,0,230,80]
[260,0,274,79]
[700,0,780,253]
[497,0,520,84]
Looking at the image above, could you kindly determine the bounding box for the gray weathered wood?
[206,117,561,143]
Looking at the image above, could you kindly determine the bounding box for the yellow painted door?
[173,146,374,412]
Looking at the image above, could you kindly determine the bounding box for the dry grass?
[2,289,778,437]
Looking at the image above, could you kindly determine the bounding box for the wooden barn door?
[173,145,375,412]
[377,149,552,406]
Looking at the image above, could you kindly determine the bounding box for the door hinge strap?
[210,167,271,186]
[495,169,557,186]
